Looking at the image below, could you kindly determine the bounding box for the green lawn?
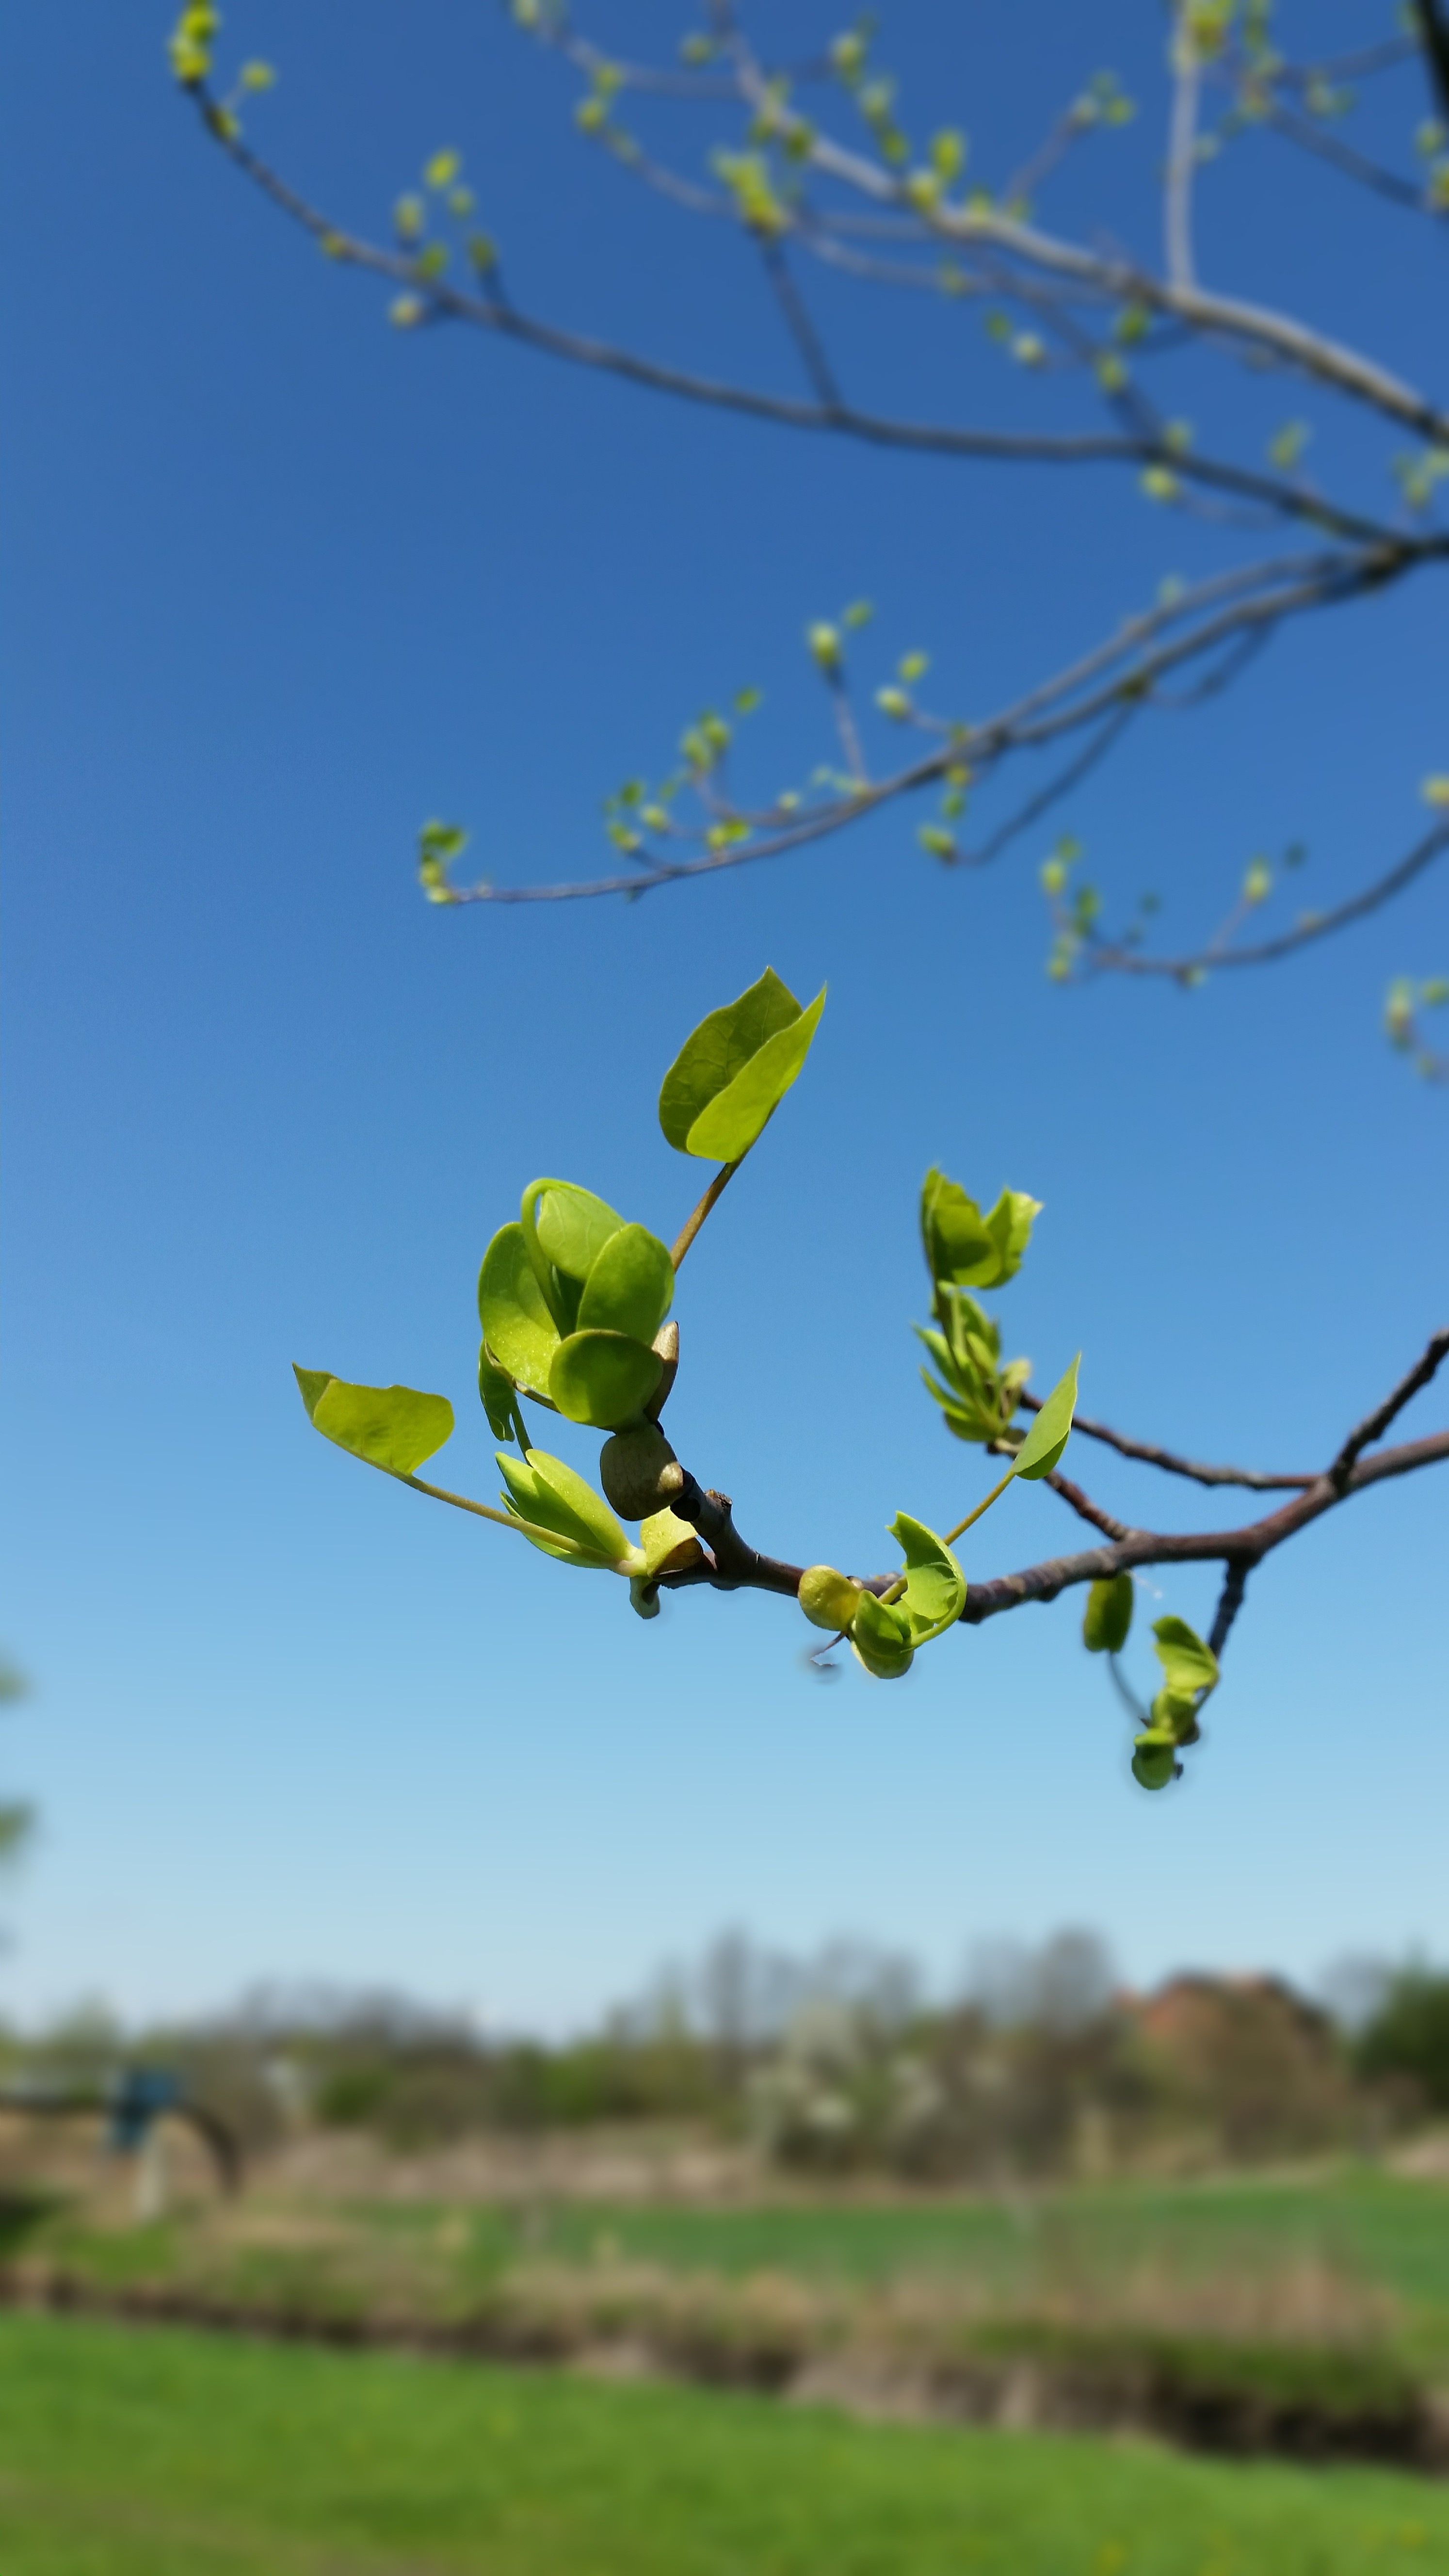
[0,2312,1446,2575]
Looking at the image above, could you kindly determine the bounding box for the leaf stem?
[671,1159,742,1269]
[510,1396,531,1453]
[943,1466,1017,1549]
[401,1470,560,1548]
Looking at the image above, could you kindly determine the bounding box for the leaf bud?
[643,1320,678,1421]
[798,1565,864,1632]
[599,1422,683,1521]
[1131,1731,1178,1791]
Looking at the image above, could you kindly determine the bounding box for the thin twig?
[1083,820,1449,984]
[1327,1326,1449,1491]
[671,1160,742,1269]
[1017,1391,1313,1490]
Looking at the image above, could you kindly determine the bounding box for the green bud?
[1131,1732,1178,1792]
[798,1565,865,1632]
[1083,1573,1134,1655]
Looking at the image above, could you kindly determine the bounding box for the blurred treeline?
[5,1932,1447,2183]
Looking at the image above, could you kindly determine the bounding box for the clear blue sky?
[2,2,1445,2031]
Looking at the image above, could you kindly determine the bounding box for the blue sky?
[2,2,1446,2031]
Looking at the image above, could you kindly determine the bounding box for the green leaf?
[549,1330,663,1429]
[921,1169,1041,1291]
[659,969,826,1160]
[519,1178,624,1326]
[294,1368,453,1477]
[1011,1355,1079,1481]
[982,1188,1042,1284]
[638,1505,704,1578]
[1152,1615,1219,1700]
[478,1344,518,1441]
[1083,1572,1134,1655]
[850,1589,914,1680]
[577,1223,674,1343]
[497,1448,634,1569]
[886,1514,966,1644]
[478,1223,561,1401]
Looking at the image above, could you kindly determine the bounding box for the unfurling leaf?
[659,968,826,1161]
[638,1505,704,1578]
[921,1169,1041,1292]
[1011,1355,1080,1480]
[294,1368,453,1476]
[549,1328,663,1429]
[886,1514,966,1644]
[497,1449,634,1570]
[1152,1615,1218,1704]
[478,1223,562,1402]
[850,1589,915,1680]
[1083,1572,1134,1654]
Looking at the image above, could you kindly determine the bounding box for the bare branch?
[1079,818,1449,985]
[1165,8,1201,290]
[1327,1327,1449,1492]
[1015,1392,1314,1493]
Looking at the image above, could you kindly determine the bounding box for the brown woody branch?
[654,1336,1449,1666]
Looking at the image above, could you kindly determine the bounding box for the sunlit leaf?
[520,1177,624,1326]
[294,1368,453,1476]
[577,1223,674,1343]
[659,969,826,1160]
[1011,1355,1079,1480]
[886,1513,966,1644]
[638,1505,705,1578]
[497,1448,633,1569]
[549,1329,663,1429]
[478,1223,561,1401]
[850,1589,914,1680]
[1152,1614,1218,1700]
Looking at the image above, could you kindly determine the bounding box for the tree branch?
[1077,818,1449,985]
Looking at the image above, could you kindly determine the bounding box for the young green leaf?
[1083,1572,1134,1654]
[294,1368,454,1476]
[519,1178,624,1326]
[549,1329,663,1429]
[478,1223,562,1401]
[921,1170,1042,1293]
[886,1513,966,1643]
[1011,1354,1080,1480]
[637,1505,705,1578]
[576,1223,674,1344]
[497,1448,635,1569]
[478,1344,518,1441]
[1151,1615,1219,1700]
[850,1589,915,1680]
[659,968,826,1160]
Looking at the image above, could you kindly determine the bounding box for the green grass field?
[0,2311,1447,2575]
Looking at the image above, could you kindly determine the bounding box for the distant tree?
[1356,1964,1449,2111]
[172,1,1449,1069]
